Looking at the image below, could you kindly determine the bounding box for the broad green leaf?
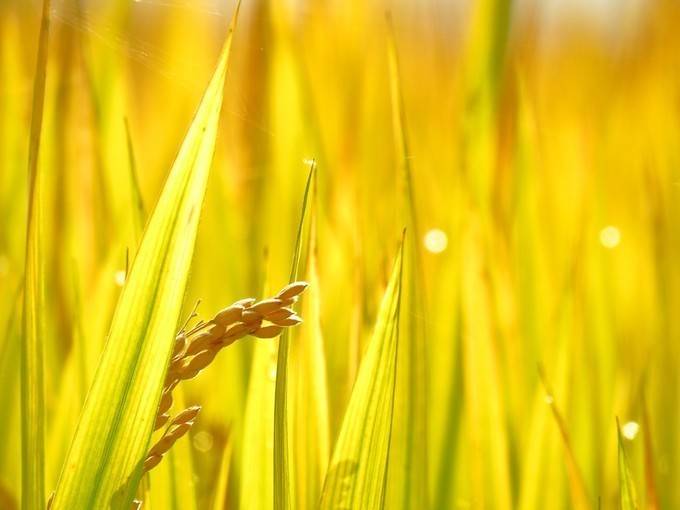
[617,418,639,510]
[385,16,428,510]
[318,241,403,510]
[274,163,315,510]
[22,0,51,507]
[288,171,330,509]
[49,7,240,508]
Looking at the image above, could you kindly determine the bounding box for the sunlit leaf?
[288,171,330,510]
[386,15,428,509]
[21,0,51,507]
[319,240,403,509]
[240,264,277,510]
[274,163,315,510]
[48,7,239,507]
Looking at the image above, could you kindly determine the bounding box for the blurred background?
[1,0,679,508]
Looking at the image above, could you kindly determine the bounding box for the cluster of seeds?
[141,281,309,476]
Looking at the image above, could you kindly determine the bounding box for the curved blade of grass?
[385,15,428,509]
[617,418,639,510]
[22,0,51,507]
[49,8,239,508]
[124,117,147,241]
[319,240,403,510]
[538,367,591,510]
[274,163,315,510]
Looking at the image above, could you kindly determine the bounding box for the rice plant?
[1,0,679,508]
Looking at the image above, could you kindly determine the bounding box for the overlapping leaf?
[319,241,403,509]
[48,8,239,508]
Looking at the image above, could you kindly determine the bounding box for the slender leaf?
[49,7,240,508]
[288,171,330,509]
[385,14,428,509]
[240,254,277,510]
[617,418,639,510]
[539,368,591,510]
[124,117,147,240]
[274,163,315,510]
[319,240,403,510]
[240,321,278,510]
[22,0,51,507]
[211,428,233,510]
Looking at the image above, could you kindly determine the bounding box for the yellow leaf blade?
[319,242,403,510]
[49,9,239,508]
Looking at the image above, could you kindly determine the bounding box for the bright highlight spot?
[115,270,126,287]
[424,229,448,253]
[599,226,621,249]
[545,395,554,405]
[193,431,214,452]
[622,421,639,440]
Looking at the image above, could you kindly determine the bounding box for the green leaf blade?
[319,242,403,510]
[386,17,429,509]
[49,12,239,508]
[289,173,330,510]
[22,0,51,507]
[274,163,315,510]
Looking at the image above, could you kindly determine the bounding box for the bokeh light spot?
[599,226,620,248]
[193,431,214,452]
[424,229,448,253]
[622,421,639,440]
[115,270,126,287]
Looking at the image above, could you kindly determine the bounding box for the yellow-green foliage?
[1,0,679,508]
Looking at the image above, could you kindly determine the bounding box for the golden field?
[1,0,679,508]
